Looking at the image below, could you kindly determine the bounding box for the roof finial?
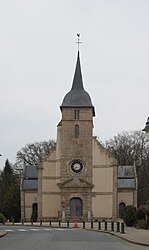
[76,34,82,52]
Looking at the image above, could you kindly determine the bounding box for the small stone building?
[21,52,137,221]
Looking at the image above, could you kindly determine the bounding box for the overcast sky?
[0,0,149,169]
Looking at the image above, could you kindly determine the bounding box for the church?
[21,49,137,221]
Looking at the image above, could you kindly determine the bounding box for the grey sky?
[0,0,149,168]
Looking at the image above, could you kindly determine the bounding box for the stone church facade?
[21,52,137,221]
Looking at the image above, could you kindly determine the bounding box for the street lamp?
[142,117,149,133]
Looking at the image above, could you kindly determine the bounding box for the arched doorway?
[119,202,126,218]
[32,203,38,222]
[70,198,83,217]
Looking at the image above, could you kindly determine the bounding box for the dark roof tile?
[60,52,95,116]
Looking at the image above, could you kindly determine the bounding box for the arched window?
[32,203,38,222]
[119,202,126,218]
[70,197,83,217]
[75,125,79,138]
[74,110,79,119]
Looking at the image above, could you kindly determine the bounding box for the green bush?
[136,220,147,229]
[144,205,149,216]
[136,207,145,220]
[0,213,5,223]
[123,205,136,227]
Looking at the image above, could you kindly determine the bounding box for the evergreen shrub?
[136,207,145,220]
[0,213,5,223]
[123,205,136,227]
[136,220,147,229]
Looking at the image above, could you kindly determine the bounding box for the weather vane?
[76,34,82,51]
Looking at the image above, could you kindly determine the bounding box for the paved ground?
[0,226,148,250]
[0,223,149,246]
[0,230,7,237]
[111,226,149,246]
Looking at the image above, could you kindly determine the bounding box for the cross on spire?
[76,34,82,51]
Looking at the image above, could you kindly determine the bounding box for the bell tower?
[58,45,95,219]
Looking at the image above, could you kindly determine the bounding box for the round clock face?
[71,160,83,173]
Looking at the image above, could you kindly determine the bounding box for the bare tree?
[105,130,149,205]
[15,140,56,172]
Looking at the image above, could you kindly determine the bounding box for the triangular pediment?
[57,177,94,188]
[93,137,117,166]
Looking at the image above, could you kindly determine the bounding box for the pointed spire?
[71,51,84,91]
[60,47,95,116]
[142,117,149,133]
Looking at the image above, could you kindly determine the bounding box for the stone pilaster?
[37,164,43,220]
[133,189,138,208]
[113,165,118,219]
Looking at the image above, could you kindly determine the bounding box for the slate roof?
[22,165,38,191]
[118,165,137,189]
[22,165,137,191]
[24,165,38,179]
[22,179,38,191]
[60,52,95,116]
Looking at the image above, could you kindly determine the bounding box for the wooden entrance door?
[70,198,83,217]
